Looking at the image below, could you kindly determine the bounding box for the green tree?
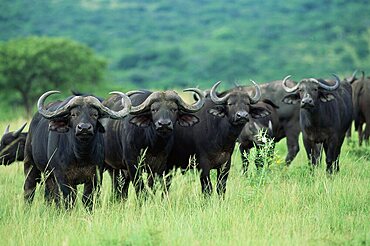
[0,36,106,116]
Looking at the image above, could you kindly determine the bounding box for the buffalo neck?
[208,115,246,150]
[300,104,321,129]
[73,133,103,161]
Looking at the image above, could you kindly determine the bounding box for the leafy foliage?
[0,37,106,115]
[1,0,369,89]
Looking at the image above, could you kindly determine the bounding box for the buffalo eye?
[151,108,158,113]
[71,113,77,117]
[171,108,178,112]
[91,113,99,118]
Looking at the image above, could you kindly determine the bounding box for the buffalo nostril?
[158,120,171,126]
[77,123,92,131]
[236,111,248,119]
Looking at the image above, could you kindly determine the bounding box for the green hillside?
[1,0,370,88]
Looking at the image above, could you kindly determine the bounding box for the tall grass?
[0,119,368,245]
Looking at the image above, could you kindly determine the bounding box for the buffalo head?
[38,91,132,141]
[0,123,27,165]
[282,74,340,109]
[208,81,270,125]
[129,88,204,136]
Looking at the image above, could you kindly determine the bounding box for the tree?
[0,37,107,116]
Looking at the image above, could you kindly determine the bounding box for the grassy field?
[0,119,369,246]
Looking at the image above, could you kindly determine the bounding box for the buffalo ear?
[207,106,225,117]
[262,99,279,109]
[282,93,300,104]
[319,93,335,103]
[97,120,106,133]
[130,115,151,127]
[49,120,69,133]
[250,106,271,119]
[178,114,199,127]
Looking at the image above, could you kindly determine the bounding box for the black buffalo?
[103,89,204,199]
[23,91,131,209]
[238,100,279,172]
[233,79,301,165]
[0,123,27,165]
[282,75,352,173]
[349,71,370,145]
[166,81,271,195]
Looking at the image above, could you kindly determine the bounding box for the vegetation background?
[1,0,370,118]
[0,0,369,245]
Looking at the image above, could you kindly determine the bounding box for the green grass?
[0,120,369,245]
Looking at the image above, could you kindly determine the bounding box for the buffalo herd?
[0,71,365,209]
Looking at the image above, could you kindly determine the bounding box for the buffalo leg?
[44,175,58,205]
[216,159,231,197]
[285,126,300,165]
[126,160,146,199]
[23,161,41,203]
[239,145,250,174]
[82,170,102,211]
[108,167,129,200]
[303,138,320,167]
[53,171,76,209]
[358,122,364,146]
[199,159,212,196]
[364,123,370,145]
[324,138,342,174]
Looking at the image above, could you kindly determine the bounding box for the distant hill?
[1,0,370,88]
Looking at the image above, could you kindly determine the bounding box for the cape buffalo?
[24,91,132,209]
[103,89,204,199]
[231,79,301,165]
[0,123,27,165]
[282,75,352,173]
[349,71,370,145]
[238,100,279,172]
[166,81,271,195]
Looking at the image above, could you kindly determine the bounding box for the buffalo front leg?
[324,139,341,174]
[108,167,129,200]
[216,159,231,197]
[53,171,76,209]
[126,160,146,199]
[23,161,41,204]
[239,145,250,174]
[285,125,300,166]
[82,170,103,211]
[303,138,320,168]
[199,158,212,196]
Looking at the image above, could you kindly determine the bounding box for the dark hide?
[238,100,279,172]
[166,88,270,196]
[24,97,106,209]
[233,80,301,165]
[282,79,352,173]
[103,91,200,199]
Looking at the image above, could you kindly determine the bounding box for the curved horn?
[83,92,132,119]
[210,81,228,104]
[350,70,358,82]
[249,80,261,104]
[4,125,10,135]
[38,91,77,119]
[129,92,160,115]
[126,90,145,97]
[310,74,340,91]
[12,122,27,137]
[177,88,205,112]
[282,75,300,93]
